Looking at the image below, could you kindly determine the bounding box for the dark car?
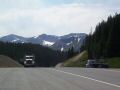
[86,60,109,68]
[98,63,109,68]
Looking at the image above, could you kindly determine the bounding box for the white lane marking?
[52,69,120,88]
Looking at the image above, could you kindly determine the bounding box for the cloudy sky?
[0,0,120,37]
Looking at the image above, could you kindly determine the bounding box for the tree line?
[0,42,66,67]
[81,13,120,59]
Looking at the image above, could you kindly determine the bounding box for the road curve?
[0,68,120,90]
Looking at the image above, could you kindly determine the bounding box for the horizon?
[0,32,87,38]
[0,0,120,37]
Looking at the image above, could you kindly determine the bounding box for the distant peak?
[40,34,47,36]
[8,34,16,36]
[7,34,23,37]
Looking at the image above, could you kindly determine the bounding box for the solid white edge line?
[52,69,120,88]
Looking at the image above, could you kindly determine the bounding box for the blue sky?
[0,0,120,37]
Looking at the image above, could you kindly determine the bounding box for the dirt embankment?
[0,55,23,67]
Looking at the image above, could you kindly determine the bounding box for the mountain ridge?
[0,33,87,52]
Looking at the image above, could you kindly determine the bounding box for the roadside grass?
[62,51,120,68]
[105,57,120,68]
[63,51,88,67]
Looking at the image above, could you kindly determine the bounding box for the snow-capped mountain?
[51,33,87,52]
[0,33,87,52]
[27,34,59,46]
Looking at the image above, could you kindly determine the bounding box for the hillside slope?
[0,55,23,67]
[61,51,120,68]
[61,51,88,67]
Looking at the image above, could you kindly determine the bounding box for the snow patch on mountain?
[42,40,55,46]
[22,42,24,44]
[66,41,73,45]
[33,35,39,39]
[61,46,64,52]
[78,38,81,42]
[11,38,20,42]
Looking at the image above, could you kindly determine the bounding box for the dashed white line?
[52,69,120,88]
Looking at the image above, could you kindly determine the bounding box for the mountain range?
[0,33,87,52]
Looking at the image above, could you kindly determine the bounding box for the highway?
[0,68,120,90]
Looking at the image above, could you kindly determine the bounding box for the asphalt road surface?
[0,68,120,90]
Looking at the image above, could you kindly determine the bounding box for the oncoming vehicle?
[24,55,35,67]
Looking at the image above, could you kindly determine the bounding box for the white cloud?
[0,3,119,37]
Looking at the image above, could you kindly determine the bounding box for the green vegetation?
[80,13,120,68]
[0,42,66,67]
[105,57,120,68]
[63,51,88,67]
[82,13,120,59]
[62,51,120,68]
